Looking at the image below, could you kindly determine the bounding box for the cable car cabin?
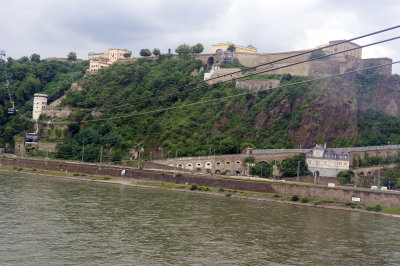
[25,133,38,144]
[7,108,14,114]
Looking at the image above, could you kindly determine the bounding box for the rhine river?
[1,171,399,265]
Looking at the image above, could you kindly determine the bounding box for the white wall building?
[32,93,48,121]
[306,144,350,178]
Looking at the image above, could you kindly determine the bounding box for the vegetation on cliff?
[3,54,400,162]
[0,56,88,149]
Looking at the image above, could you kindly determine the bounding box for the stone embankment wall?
[282,175,339,185]
[236,80,280,92]
[1,157,399,207]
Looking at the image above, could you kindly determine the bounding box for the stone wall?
[42,106,72,118]
[193,53,392,78]
[1,157,399,207]
[205,68,243,85]
[236,79,280,92]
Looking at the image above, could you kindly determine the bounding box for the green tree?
[250,162,273,178]
[30,53,41,62]
[310,49,326,59]
[139,49,152,57]
[279,154,311,177]
[191,43,204,54]
[337,170,354,185]
[175,44,191,55]
[67,51,77,61]
[381,168,398,189]
[123,51,132,58]
[152,48,161,56]
[227,44,236,52]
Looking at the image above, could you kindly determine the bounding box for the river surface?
[0,171,399,265]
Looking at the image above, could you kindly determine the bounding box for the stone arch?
[186,163,193,170]
[216,49,223,54]
[195,162,202,171]
[215,169,221,174]
[207,56,214,65]
[177,163,183,169]
[205,162,212,169]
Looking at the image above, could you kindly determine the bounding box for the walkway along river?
[1,157,400,208]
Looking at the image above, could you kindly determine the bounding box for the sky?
[1,0,400,72]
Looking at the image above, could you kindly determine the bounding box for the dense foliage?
[0,56,88,148]
[4,54,400,164]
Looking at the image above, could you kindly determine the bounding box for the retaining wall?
[1,157,399,207]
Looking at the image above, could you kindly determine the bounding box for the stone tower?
[32,93,48,121]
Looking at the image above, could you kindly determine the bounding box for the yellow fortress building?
[211,42,257,54]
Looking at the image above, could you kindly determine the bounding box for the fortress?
[200,40,391,82]
[85,41,392,78]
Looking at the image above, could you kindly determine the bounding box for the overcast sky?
[1,0,400,72]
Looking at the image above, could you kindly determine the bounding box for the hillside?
[2,55,400,161]
[0,57,88,149]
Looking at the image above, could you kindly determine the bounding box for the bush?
[314,201,322,205]
[17,167,23,171]
[374,204,382,212]
[32,168,37,171]
[198,186,210,191]
[103,176,111,180]
[225,193,232,197]
[73,173,80,176]
[273,193,280,198]
[291,195,299,201]
[190,184,198,190]
[301,197,310,203]
[218,188,225,192]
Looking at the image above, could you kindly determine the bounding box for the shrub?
[73,173,80,176]
[225,193,232,197]
[273,193,280,198]
[301,197,310,203]
[291,195,299,201]
[314,201,322,205]
[366,206,374,211]
[218,188,225,192]
[32,168,37,171]
[374,204,382,212]
[198,186,210,191]
[190,184,198,190]
[103,176,111,180]
[17,167,23,171]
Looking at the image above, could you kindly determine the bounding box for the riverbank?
[2,166,399,218]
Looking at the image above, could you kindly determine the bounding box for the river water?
[0,171,399,265]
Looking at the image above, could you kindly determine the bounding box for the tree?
[139,49,152,57]
[227,44,236,52]
[123,51,132,58]
[279,154,311,177]
[30,53,41,62]
[152,48,161,56]
[175,44,191,55]
[310,49,326,59]
[191,43,204,54]
[250,162,273,178]
[381,168,398,189]
[67,51,77,61]
[337,170,354,185]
